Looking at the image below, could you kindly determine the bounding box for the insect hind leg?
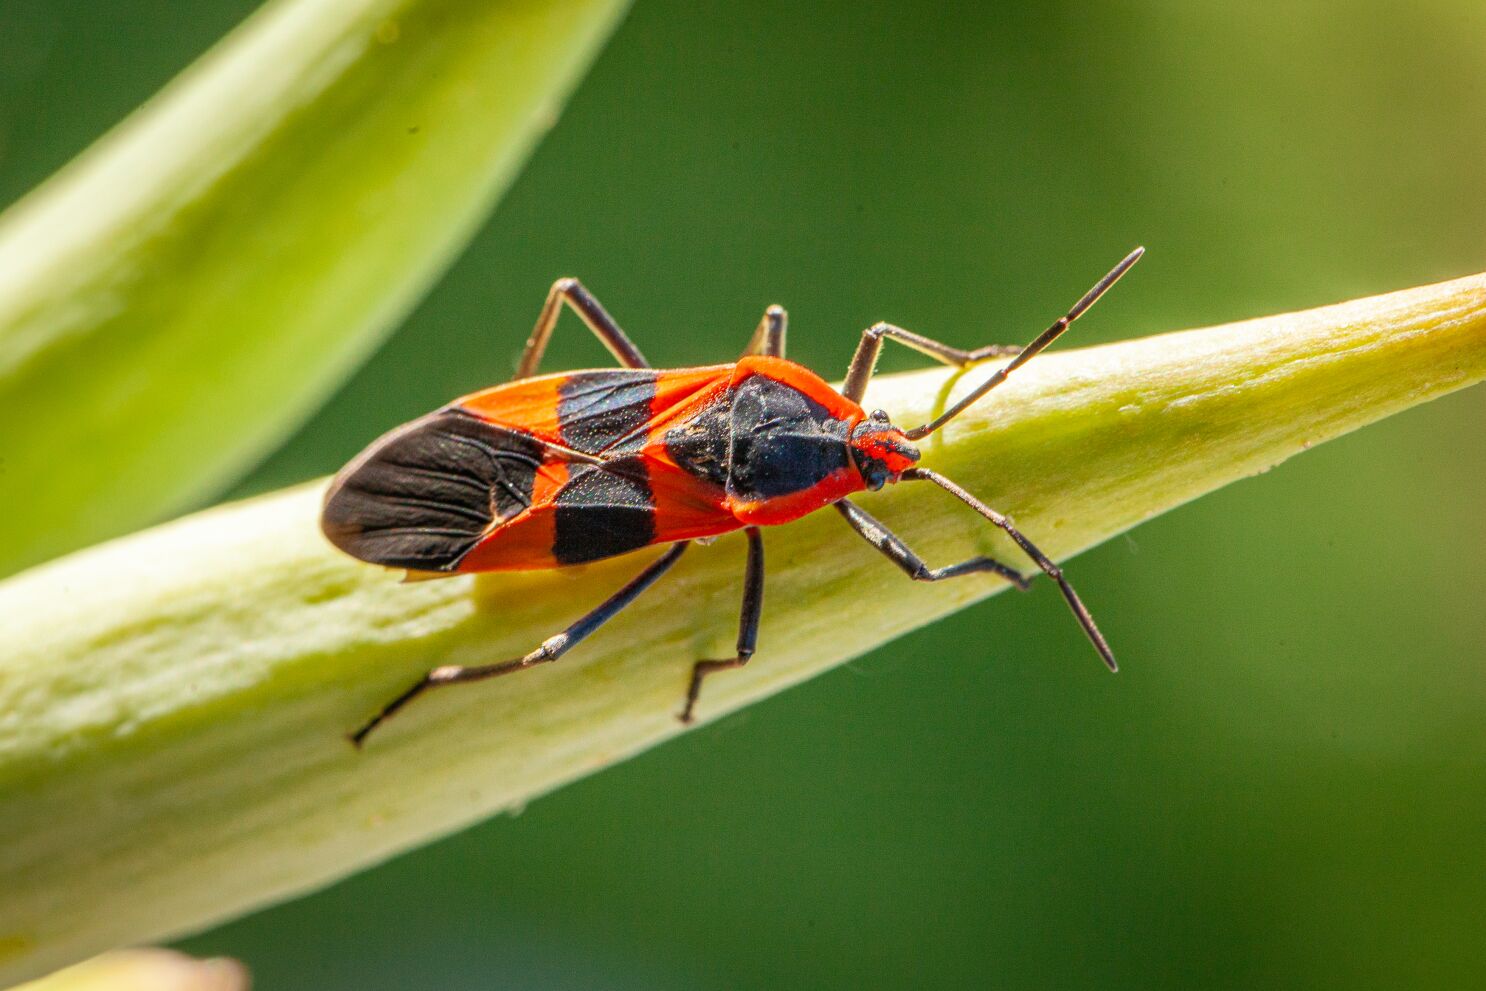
[680,527,764,724]
[351,542,690,747]
[516,277,650,379]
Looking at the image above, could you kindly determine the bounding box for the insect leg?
[834,499,1031,589]
[515,277,650,379]
[901,468,1118,672]
[679,527,764,725]
[742,305,788,358]
[350,542,690,747]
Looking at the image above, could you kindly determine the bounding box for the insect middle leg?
[900,467,1119,672]
[516,277,650,378]
[680,527,764,725]
[351,541,690,747]
[742,305,788,358]
[834,500,1032,589]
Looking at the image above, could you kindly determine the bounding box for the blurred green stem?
[0,0,630,578]
[1,272,1484,984]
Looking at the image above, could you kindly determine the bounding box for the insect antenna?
[904,246,1144,441]
[901,467,1118,672]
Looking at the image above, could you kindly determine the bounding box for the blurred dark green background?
[3,1,1484,987]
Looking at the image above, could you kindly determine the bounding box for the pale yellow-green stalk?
[0,0,630,578]
[1,272,1483,985]
[11,951,247,991]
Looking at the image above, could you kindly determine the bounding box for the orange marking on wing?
[454,374,566,442]
[650,366,733,419]
[458,509,560,572]
[455,459,569,572]
[647,459,739,542]
[640,377,735,539]
[529,456,569,508]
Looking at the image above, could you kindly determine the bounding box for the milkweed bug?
[324,247,1144,744]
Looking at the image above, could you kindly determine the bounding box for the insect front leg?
[680,527,764,725]
[742,305,788,358]
[516,277,651,379]
[351,542,690,747]
[900,468,1119,672]
[834,500,1032,589]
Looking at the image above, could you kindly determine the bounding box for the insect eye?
[865,469,887,491]
[870,409,890,423]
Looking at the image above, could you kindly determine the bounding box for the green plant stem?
[0,0,630,578]
[1,272,1483,984]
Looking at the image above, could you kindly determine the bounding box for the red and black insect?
[323,248,1144,745]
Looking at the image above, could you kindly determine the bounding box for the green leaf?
[1,271,1483,983]
[0,0,630,578]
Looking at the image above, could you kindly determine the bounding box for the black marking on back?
[727,375,851,500]
[552,457,656,564]
[558,370,659,453]
[664,395,732,489]
[551,371,659,563]
[321,408,543,571]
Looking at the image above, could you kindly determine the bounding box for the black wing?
[320,408,545,572]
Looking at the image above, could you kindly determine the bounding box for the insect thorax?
[666,373,854,504]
